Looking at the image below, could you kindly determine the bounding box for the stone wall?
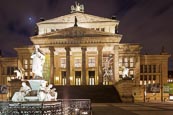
[115,80,144,103]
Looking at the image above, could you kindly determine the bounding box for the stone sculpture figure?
[31,45,45,78]
[14,68,24,80]
[38,83,57,101]
[122,66,129,78]
[12,82,31,102]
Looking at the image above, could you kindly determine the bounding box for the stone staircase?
[54,85,121,103]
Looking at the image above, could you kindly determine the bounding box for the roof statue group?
[71,2,84,13]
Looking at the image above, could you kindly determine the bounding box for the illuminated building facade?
[0,3,171,102]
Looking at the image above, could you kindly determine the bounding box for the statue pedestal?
[28,80,46,90]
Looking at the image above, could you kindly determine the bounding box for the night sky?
[0,0,173,69]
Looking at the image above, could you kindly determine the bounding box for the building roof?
[32,26,121,38]
[31,26,122,46]
[37,12,119,25]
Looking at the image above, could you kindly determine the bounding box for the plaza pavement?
[92,102,173,115]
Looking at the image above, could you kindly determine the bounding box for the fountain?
[11,45,57,102]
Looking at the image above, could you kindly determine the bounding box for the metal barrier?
[0,99,92,115]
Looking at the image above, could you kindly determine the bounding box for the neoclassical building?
[0,3,171,101]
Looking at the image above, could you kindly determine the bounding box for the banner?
[164,83,173,94]
[0,85,8,94]
[146,83,160,93]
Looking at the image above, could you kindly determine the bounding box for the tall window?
[119,57,123,67]
[89,71,95,85]
[140,65,143,73]
[153,65,156,73]
[75,71,81,85]
[60,58,66,68]
[129,70,134,78]
[140,75,143,85]
[129,57,134,67]
[88,57,95,67]
[7,67,17,75]
[144,65,147,73]
[61,71,66,85]
[23,59,28,69]
[30,59,32,69]
[148,65,152,73]
[74,58,81,68]
[124,57,128,67]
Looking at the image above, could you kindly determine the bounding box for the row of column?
[49,46,119,85]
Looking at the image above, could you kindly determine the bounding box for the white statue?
[14,68,24,80]
[122,66,129,78]
[38,81,47,101]
[31,45,45,78]
[12,82,31,102]
[71,2,84,13]
[38,83,57,101]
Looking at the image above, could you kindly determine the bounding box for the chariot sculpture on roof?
[71,1,84,13]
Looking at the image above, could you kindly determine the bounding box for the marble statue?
[38,83,57,101]
[31,45,45,78]
[14,68,24,80]
[12,82,31,102]
[122,66,129,78]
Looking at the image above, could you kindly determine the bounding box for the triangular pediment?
[31,26,122,46]
[37,12,118,24]
[32,26,120,38]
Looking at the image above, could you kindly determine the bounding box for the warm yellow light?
[70,76,73,80]
[55,76,59,81]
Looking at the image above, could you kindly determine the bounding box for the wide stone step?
[54,85,122,103]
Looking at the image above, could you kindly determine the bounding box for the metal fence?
[0,99,92,115]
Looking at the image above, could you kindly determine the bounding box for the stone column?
[49,46,55,84]
[114,45,119,82]
[97,46,103,85]
[81,47,87,85]
[65,47,71,85]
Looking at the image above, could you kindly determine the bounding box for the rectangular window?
[23,59,28,70]
[153,65,156,73]
[119,57,123,67]
[24,59,28,64]
[129,70,133,75]
[130,70,134,78]
[140,65,143,73]
[130,57,134,67]
[124,57,128,67]
[144,65,147,73]
[60,58,66,68]
[74,58,81,67]
[88,57,95,67]
[148,65,152,73]
[144,75,147,81]
[153,75,156,80]
[7,67,10,75]
[149,75,152,80]
[51,29,55,32]
[140,75,143,80]
[101,28,105,32]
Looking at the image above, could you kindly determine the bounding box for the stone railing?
[0,99,92,115]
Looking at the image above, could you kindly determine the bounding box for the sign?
[0,85,8,94]
[164,83,173,94]
[146,83,160,93]
[163,85,169,93]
